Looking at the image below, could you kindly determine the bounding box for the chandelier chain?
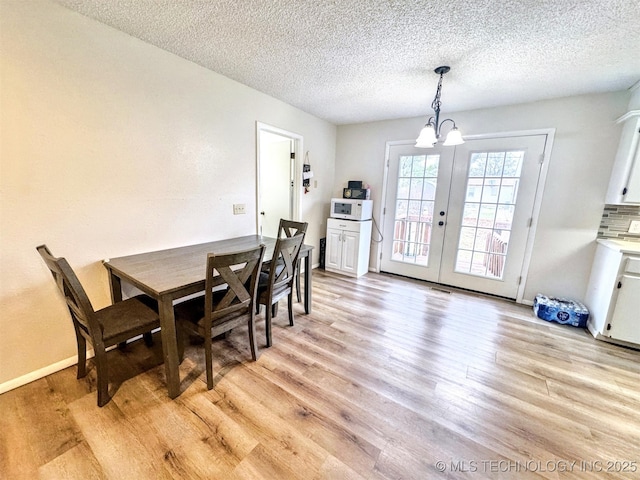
[431,73,444,113]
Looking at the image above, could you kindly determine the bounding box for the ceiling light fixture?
[415,66,464,148]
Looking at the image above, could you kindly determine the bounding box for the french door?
[381,134,549,299]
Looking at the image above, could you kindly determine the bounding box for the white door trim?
[379,128,555,303]
[256,122,304,234]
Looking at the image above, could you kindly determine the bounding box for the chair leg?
[265,304,273,348]
[248,314,258,361]
[94,344,110,407]
[288,292,295,326]
[76,333,87,379]
[296,260,302,303]
[204,333,214,390]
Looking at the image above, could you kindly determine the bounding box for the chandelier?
[415,66,464,148]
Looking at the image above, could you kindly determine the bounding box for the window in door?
[391,154,440,266]
[455,150,524,279]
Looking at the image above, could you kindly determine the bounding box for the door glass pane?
[410,179,424,200]
[468,153,487,177]
[455,150,525,279]
[391,154,440,266]
[462,203,480,227]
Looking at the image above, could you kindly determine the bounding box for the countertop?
[596,238,640,254]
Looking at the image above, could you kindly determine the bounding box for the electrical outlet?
[629,220,640,234]
[233,204,246,215]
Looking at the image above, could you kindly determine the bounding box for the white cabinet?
[585,240,640,347]
[326,218,372,277]
[605,111,640,205]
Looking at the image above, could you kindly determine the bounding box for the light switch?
[629,220,640,234]
[233,204,246,215]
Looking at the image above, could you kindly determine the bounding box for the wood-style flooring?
[2,270,640,479]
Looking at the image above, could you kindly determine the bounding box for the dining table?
[103,234,313,399]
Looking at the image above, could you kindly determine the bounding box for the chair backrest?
[277,219,308,239]
[267,233,305,294]
[36,245,99,340]
[205,244,266,323]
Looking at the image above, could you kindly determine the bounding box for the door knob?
[260,211,265,216]
[438,221,445,226]
[439,211,446,216]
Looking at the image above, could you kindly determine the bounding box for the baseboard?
[0,353,87,395]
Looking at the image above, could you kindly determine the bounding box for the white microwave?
[330,198,373,221]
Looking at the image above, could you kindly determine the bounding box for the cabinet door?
[608,275,640,344]
[606,114,640,205]
[341,231,361,274]
[624,140,640,203]
[326,228,343,270]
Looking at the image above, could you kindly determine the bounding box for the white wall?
[0,0,336,388]
[335,92,630,303]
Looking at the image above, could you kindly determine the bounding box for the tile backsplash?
[598,204,640,242]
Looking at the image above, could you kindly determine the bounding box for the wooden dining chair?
[173,244,265,390]
[267,219,308,301]
[257,233,305,347]
[36,245,160,407]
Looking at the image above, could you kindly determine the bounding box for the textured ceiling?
[54,0,640,125]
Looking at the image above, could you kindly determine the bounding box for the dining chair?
[269,219,308,301]
[173,244,265,390]
[257,233,306,347]
[36,245,160,407]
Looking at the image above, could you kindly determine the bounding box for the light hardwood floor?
[2,270,640,479]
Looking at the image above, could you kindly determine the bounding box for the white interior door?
[382,133,549,299]
[257,124,302,238]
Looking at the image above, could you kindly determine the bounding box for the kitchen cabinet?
[585,239,640,347]
[605,111,640,205]
[326,218,372,277]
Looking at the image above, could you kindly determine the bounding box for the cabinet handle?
[606,323,611,331]
[622,187,628,196]
[617,281,622,289]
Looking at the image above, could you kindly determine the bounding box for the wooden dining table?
[103,234,313,399]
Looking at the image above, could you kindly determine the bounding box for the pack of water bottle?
[533,294,589,328]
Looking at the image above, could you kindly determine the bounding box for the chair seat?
[257,264,284,289]
[98,295,160,345]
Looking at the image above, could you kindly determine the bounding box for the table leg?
[158,296,181,399]
[304,250,312,314]
[108,272,127,349]
[108,271,123,303]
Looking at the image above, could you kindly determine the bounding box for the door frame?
[378,128,555,303]
[256,122,304,235]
